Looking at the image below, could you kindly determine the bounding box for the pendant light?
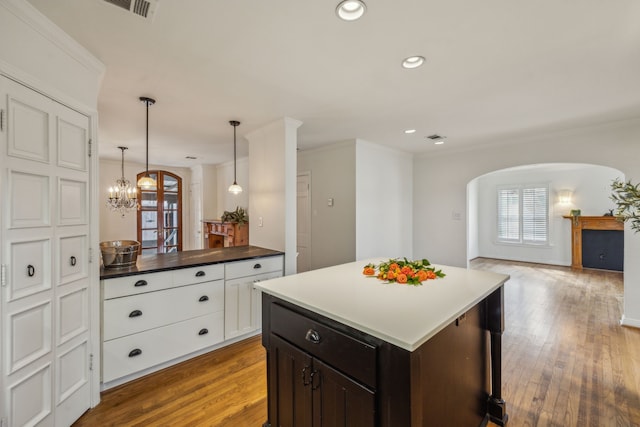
[137,96,157,189]
[228,120,243,195]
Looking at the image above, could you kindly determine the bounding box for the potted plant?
[221,206,248,226]
[611,178,640,232]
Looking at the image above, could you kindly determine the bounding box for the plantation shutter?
[497,188,520,241]
[522,187,548,243]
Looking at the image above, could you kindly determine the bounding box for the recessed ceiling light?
[336,0,367,21]
[404,129,416,134]
[402,56,425,69]
[185,156,197,159]
[434,140,445,145]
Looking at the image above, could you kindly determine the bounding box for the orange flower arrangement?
[363,258,445,286]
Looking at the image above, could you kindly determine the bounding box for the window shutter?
[522,187,548,243]
[497,189,520,241]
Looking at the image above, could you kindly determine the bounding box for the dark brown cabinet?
[265,304,376,427]
[262,286,508,427]
[269,335,375,427]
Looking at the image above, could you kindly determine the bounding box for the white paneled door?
[1,76,92,426]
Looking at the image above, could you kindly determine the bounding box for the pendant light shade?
[137,96,157,189]
[228,120,243,195]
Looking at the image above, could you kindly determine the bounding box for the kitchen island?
[100,246,283,389]
[255,259,510,427]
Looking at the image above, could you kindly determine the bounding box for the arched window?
[137,171,183,255]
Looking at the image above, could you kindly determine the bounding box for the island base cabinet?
[267,334,375,427]
[263,292,502,427]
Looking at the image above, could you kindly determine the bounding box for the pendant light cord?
[145,100,150,175]
[233,123,237,183]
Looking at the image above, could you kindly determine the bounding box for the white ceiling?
[26,0,640,167]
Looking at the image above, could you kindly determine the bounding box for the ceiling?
[25,0,640,167]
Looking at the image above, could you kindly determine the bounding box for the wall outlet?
[452,211,462,221]
[327,198,334,207]
[258,216,263,227]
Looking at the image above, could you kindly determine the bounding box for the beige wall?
[298,141,357,270]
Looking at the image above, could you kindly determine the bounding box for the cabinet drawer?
[173,264,224,286]
[225,255,283,279]
[103,280,224,341]
[271,303,376,388]
[103,271,172,299]
[102,311,224,383]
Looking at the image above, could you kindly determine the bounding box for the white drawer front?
[102,311,224,383]
[103,280,224,341]
[225,255,283,280]
[102,271,172,300]
[173,263,224,286]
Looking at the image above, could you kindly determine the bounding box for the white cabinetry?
[224,256,284,340]
[102,264,225,384]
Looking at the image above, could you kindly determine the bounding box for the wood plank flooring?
[74,259,640,426]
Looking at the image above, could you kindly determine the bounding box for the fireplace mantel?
[564,216,624,269]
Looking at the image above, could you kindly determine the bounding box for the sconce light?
[558,189,573,205]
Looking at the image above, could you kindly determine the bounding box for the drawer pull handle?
[199,295,209,302]
[305,329,321,344]
[129,310,143,318]
[253,263,262,269]
[198,328,209,336]
[128,349,142,357]
[27,264,35,277]
[134,280,148,287]
[195,271,206,277]
[70,256,77,266]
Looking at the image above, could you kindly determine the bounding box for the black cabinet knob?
[195,271,206,277]
[128,348,142,357]
[70,256,77,266]
[27,264,35,277]
[305,329,321,344]
[199,295,209,302]
[198,328,209,336]
[134,280,148,287]
[253,263,262,269]
[129,310,143,318]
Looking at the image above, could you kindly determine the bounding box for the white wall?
[297,141,356,269]
[474,163,622,266]
[413,117,640,327]
[100,158,193,250]
[0,0,104,110]
[246,117,301,275]
[356,139,413,260]
[467,179,479,260]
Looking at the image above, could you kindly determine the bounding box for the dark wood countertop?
[100,246,283,280]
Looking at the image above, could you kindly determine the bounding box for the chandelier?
[107,146,139,217]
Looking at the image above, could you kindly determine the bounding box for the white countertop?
[254,259,510,351]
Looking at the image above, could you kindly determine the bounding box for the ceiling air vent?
[426,134,444,140]
[102,0,158,20]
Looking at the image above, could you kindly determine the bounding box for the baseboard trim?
[620,315,640,329]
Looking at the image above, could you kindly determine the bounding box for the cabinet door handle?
[310,370,321,390]
[128,348,142,357]
[129,310,143,318]
[302,366,311,386]
[199,295,209,302]
[305,329,321,344]
[253,263,262,269]
[70,256,77,266]
[198,328,209,336]
[27,264,35,277]
[134,280,148,287]
[195,271,206,277]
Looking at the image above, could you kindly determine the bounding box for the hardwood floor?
[75,259,640,426]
